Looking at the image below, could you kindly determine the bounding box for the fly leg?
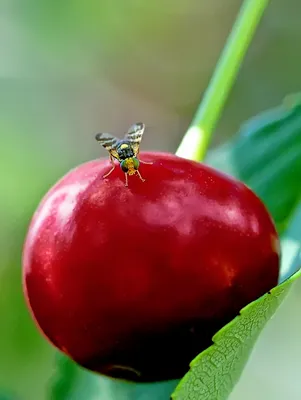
[139,160,153,165]
[136,170,146,182]
[103,156,116,178]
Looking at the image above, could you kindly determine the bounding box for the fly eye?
[120,161,128,172]
[133,158,140,170]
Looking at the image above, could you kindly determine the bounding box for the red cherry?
[22,152,280,382]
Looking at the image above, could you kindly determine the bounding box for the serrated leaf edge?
[171,267,301,400]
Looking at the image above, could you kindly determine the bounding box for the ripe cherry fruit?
[22,152,280,382]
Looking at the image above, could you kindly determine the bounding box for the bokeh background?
[1,0,301,399]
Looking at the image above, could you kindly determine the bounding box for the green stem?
[176,0,270,162]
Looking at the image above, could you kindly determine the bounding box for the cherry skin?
[23,152,280,382]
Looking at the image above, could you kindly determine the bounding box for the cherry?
[22,152,280,382]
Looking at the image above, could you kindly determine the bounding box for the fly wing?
[95,132,120,160]
[124,122,145,156]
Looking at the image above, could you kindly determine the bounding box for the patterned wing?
[124,122,145,156]
[95,132,120,160]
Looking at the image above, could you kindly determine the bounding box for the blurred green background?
[1,0,301,399]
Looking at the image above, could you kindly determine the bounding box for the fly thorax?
[117,141,134,160]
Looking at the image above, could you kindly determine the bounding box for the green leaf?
[206,96,301,234]
[48,354,178,400]
[279,208,301,284]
